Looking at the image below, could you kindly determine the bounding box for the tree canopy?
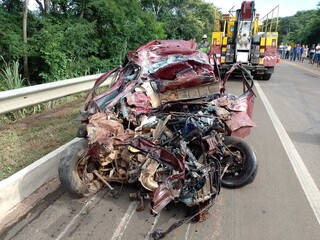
[0,0,219,85]
[0,0,319,87]
[277,6,320,46]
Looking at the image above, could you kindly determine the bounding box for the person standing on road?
[301,45,308,62]
[279,43,284,59]
[299,45,304,61]
[297,44,302,61]
[197,34,210,54]
[309,44,316,64]
[314,43,320,67]
[285,45,291,59]
[290,45,298,61]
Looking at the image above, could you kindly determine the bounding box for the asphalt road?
[2,60,320,240]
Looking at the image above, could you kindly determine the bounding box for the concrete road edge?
[0,137,81,225]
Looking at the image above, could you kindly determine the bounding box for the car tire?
[221,136,258,189]
[59,139,94,198]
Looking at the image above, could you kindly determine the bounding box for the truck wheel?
[263,73,272,80]
[253,73,262,80]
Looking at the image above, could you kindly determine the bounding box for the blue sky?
[205,0,319,18]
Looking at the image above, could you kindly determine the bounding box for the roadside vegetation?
[278,9,320,46]
[0,95,84,180]
[0,0,320,180]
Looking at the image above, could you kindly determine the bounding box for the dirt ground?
[2,98,82,130]
[0,97,84,180]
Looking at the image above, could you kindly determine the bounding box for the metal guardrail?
[0,73,109,115]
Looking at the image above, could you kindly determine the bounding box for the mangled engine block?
[81,88,251,218]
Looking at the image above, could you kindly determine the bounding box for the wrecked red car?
[59,40,257,239]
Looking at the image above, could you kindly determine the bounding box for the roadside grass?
[0,96,85,180]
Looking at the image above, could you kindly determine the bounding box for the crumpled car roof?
[127,40,203,67]
[125,40,219,92]
[85,39,222,115]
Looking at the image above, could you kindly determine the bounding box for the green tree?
[29,16,100,82]
[0,5,24,62]
[83,0,166,64]
[1,0,23,12]
[277,2,320,45]
[0,0,223,85]
[296,7,320,45]
[142,0,216,41]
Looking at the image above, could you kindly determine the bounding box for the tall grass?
[0,56,25,91]
[0,57,28,121]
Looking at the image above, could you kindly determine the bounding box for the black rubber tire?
[244,162,258,185]
[76,124,88,138]
[253,73,262,80]
[221,136,258,189]
[58,139,92,198]
[253,73,271,81]
[262,73,272,80]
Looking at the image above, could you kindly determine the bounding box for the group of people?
[279,43,320,67]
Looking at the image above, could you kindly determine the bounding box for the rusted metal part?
[138,158,160,191]
[129,191,146,211]
[159,81,220,103]
[92,170,120,197]
[221,162,231,179]
[214,106,231,121]
[152,115,171,141]
[93,170,114,191]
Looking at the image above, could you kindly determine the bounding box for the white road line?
[184,223,191,240]
[144,213,161,240]
[111,201,138,240]
[55,195,98,240]
[255,80,320,225]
